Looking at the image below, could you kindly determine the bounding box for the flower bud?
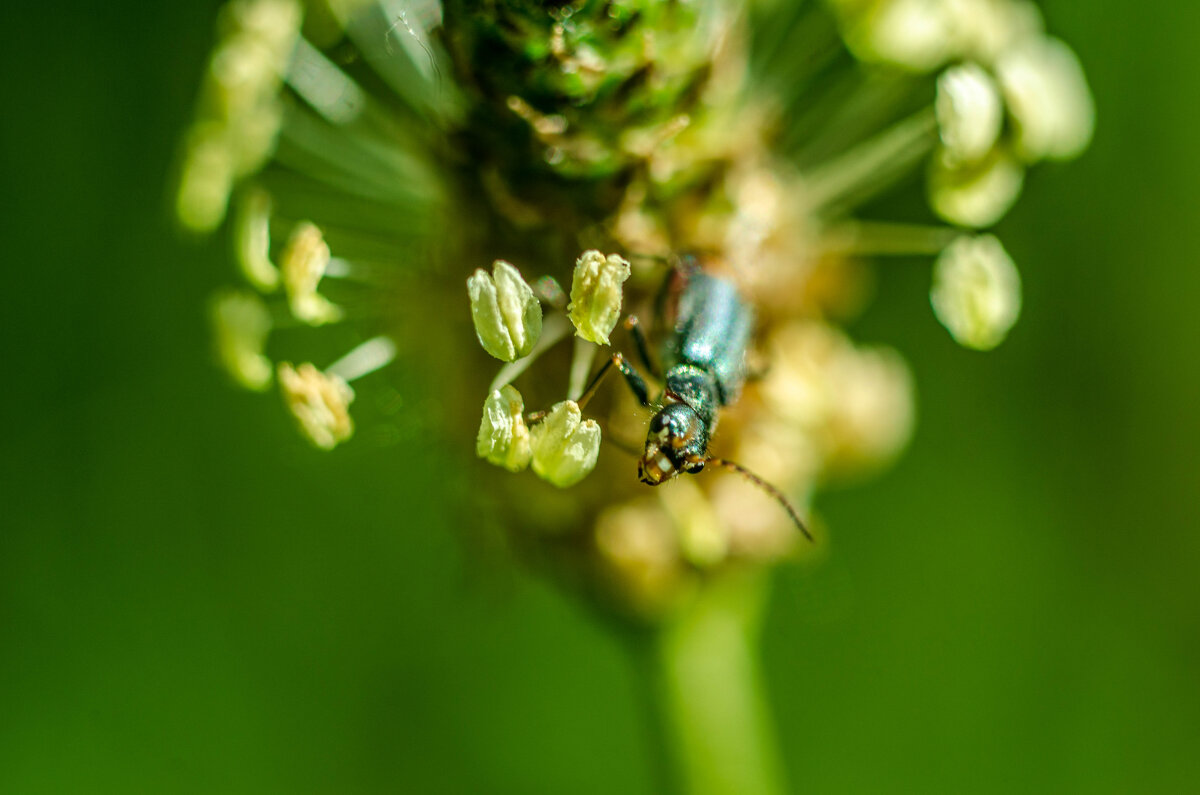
[281,222,342,325]
[277,362,355,449]
[210,290,273,391]
[997,36,1094,163]
[467,260,543,361]
[568,250,630,345]
[530,401,602,488]
[931,234,1022,350]
[936,62,1003,166]
[928,147,1024,228]
[476,386,533,472]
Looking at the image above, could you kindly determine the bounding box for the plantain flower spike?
[467,260,543,362]
[930,234,1022,350]
[280,221,342,325]
[567,251,631,345]
[936,62,1003,166]
[477,386,534,472]
[928,147,1025,228]
[210,289,273,391]
[530,401,602,488]
[277,362,355,449]
[997,36,1095,163]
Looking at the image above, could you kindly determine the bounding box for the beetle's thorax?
[637,366,718,486]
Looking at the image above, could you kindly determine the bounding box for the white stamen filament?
[326,335,397,382]
[822,221,959,257]
[568,337,598,401]
[803,108,937,213]
[489,313,572,393]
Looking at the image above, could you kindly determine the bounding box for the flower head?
[181,0,1093,620]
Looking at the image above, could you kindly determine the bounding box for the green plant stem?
[644,570,787,795]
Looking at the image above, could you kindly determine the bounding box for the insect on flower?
[577,257,815,541]
[182,0,1094,602]
[469,251,813,541]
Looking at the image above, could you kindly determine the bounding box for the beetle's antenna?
[704,457,814,542]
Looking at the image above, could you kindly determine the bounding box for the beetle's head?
[638,403,707,485]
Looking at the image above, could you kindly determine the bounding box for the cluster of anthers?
[471,251,627,488]
[183,0,1093,616]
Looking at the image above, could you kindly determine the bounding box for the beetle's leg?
[623,314,661,380]
[612,353,652,406]
[578,353,651,411]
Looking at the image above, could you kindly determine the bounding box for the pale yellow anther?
[476,386,534,472]
[222,0,303,52]
[529,401,602,488]
[936,62,1003,166]
[210,290,273,391]
[567,250,630,345]
[174,0,300,233]
[997,36,1095,163]
[281,221,342,325]
[467,260,543,362]
[848,0,955,72]
[928,146,1025,228]
[233,186,279,291]
[277,362,355,449]
[931,234,1022,350]
[228,97,284,177]
[176,124,236,233]
[944,0,1044,65]
[209,35,280,121]
[761,321,914,474]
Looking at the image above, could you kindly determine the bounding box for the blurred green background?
[3,1,1198,792]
